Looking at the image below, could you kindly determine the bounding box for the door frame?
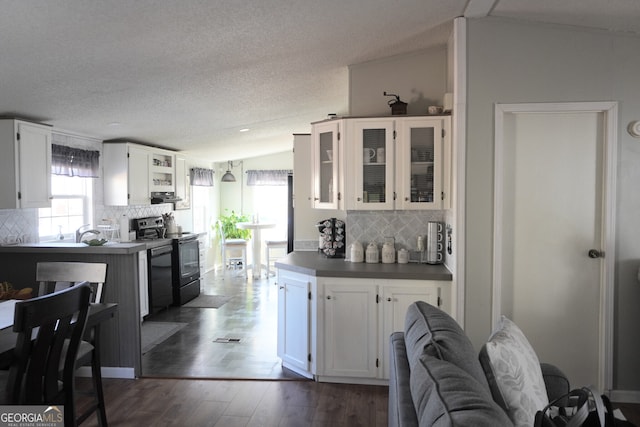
[493,101,618,392]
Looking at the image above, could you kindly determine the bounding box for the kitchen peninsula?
[0,241,153,378]
[275,251,453,384]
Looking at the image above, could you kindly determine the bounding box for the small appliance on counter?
[426,221,444,264]
[316,218,345,258]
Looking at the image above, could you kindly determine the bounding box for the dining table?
[236,221,276,279]
[0,299,118,365]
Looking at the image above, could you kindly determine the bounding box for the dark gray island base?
[275,251,452,281]
[0,242,151,378]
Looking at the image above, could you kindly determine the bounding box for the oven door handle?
[150,246,173,257]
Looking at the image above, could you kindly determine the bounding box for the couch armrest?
[389,332,418,427]
[541,362,570,404]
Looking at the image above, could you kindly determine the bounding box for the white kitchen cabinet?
[311,115,451,211]
[103,142,176,206]
[277,270,313,378]
[0,119,52,209]
[380,282,441,379]
[311,120,343,209]
[320,280,379,379]
[396,116,450,210]
[317,277,448,383]
[348,118,395,210]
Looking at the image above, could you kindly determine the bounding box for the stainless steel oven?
[172,235,200,305]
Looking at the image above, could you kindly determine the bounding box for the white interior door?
[494,102,616,391]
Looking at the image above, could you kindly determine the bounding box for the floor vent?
[214,338,241,343]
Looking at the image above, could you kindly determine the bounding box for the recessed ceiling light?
[239,128,250,132]
[107,122,121,127]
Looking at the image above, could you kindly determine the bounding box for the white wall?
[464,17,640,393]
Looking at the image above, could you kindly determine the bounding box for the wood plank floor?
[78,377,389,427]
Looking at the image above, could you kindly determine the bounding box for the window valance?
[51,144,100,178]
[246,169,292,186]
[190,167,214,186]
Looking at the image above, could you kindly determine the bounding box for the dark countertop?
[275,251,452,281]
[0,241,147,255]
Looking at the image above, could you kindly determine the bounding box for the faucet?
[76,224,101,243]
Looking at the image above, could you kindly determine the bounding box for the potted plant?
[215,210,252,240]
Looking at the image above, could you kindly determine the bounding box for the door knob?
[588,249,603,259]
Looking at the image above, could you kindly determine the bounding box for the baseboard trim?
[609,389,640,403]
[76,366,136,379]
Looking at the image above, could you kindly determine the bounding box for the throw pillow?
[479,316,549,427]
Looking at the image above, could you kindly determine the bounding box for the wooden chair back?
[36,262,108,303]
[5,284,91,426]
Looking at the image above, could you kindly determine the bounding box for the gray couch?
[389,301,570,427]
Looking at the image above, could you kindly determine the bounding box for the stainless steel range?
[133,216,200,311]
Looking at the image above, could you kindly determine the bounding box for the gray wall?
[349,46,447,116]
[464,17,640,392]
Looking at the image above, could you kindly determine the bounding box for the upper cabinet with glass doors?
[396,116,449,210]
[347,118,395,210]
[311,120,343,209]
[311,115,450,211]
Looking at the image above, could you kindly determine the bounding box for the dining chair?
[219,223,248,277]
[0,283,92,427]
[36,261,109,426]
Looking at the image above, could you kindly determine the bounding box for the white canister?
[381,242,395,263]
[350,241,364,263]
[397,248,409,264]
[365,243,379,263]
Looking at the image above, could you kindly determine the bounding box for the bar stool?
[219,223,249,277]
[265,240,287,276]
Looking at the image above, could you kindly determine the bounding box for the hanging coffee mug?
[376,147,385,163]
[363,148,375,164]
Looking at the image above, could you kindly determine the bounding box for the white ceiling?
[1,0,639,162]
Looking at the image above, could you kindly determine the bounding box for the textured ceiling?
[1,0,639,162]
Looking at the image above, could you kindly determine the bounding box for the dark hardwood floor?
[78,377,389,427]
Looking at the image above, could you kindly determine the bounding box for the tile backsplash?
[346,210,445,252]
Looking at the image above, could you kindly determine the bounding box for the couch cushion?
[410,352,513,427]
[404,301,490,392]
[479,316,549,427]
[388,332,419,427]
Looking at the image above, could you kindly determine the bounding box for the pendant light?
[221,161,236,182]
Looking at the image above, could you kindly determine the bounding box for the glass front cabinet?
[311,116,450,211]
[396,116,448,210]
[348,119,395,210]
[311,120,342,209]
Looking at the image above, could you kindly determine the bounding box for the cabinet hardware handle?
[326,295,331,300]
[387,297,392,302]
[314,197,319,201]
[279,286,284,290]
[405,197,409,201]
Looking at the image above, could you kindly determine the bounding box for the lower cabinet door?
[321,283,378,378]
[380,284,439,379]
[277,271,310,374]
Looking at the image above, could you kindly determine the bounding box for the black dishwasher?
[148,244,173,315]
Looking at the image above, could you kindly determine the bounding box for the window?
[38,175,93,241]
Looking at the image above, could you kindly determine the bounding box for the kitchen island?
[274,251,453,384]
[0,241,153,378]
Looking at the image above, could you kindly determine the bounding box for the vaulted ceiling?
[1,1,639,162]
